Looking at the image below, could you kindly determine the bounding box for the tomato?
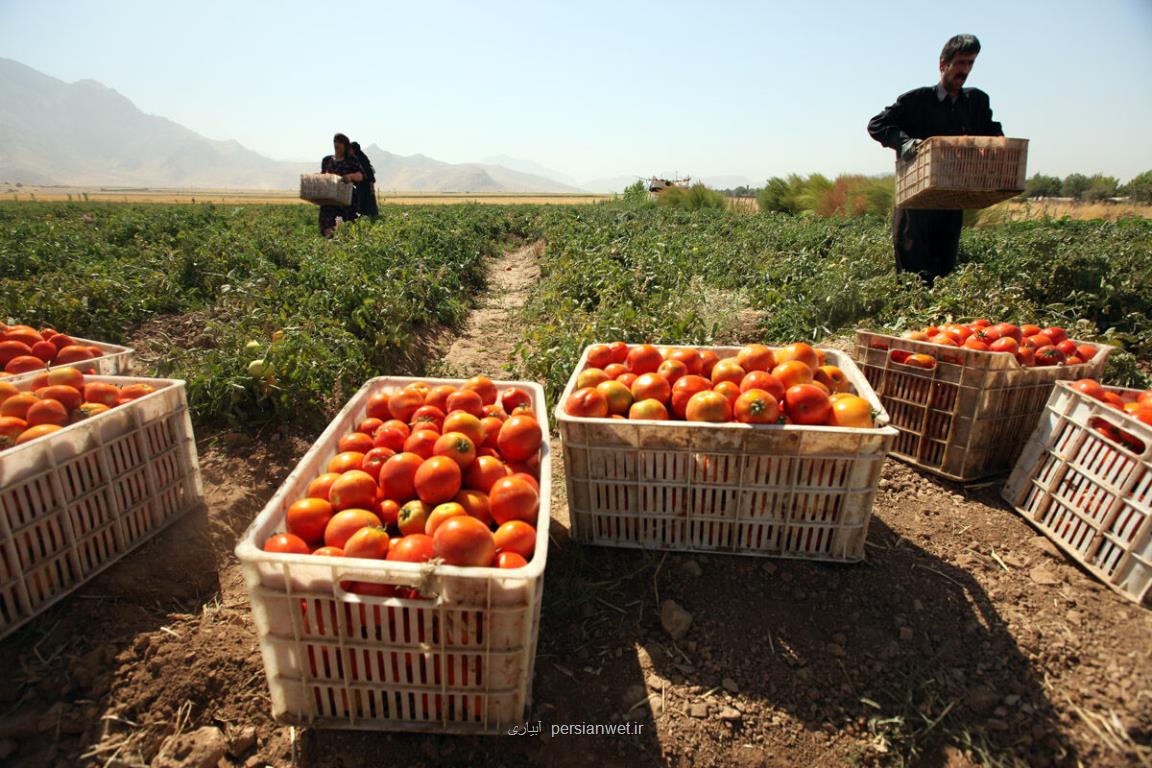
[338,431,375,454]
[493,551,529,569]
[432,431,477,469]
[596,380,633,416]
[586,344,614,369]
[733,389,779,424]
[710,358,746,387]
[71,403,109,421]
[1136,402,1152,427]
[629,398,669,420]
[775,343,819,370]
[83,382,120,408]
[324,508,382,548]
[497,415,542,461]
[695,349,718,378]
[377,498,401,526]
[388,533,436,562]
[1100,392,1125,409]
[929,334,958,347]
[666,347,702,375]
[445,389,485,419]
[434,516,496,567]
[454,488,492,525]
[409,405,446,433]
[668,375,711,418]
[813,366,849,394]
[1071,379,1104,400]
[286,498,334,543]
[424,502,467,536]
[616,372,638,390]
[734,344,775,373]
[46,367,85,390]
[414,456,463,505]
[477,416,503,448]
[963,337,989,351]
[606,341,629,364]
[1076,344,1098,362]
[490,476,540,526]
[328,470,377,511]
[901,330,930,341]
[30,341,57,362]
[783,384,832,426]
[631,373,671,404]
[1056,339,1078,357]
[326,450,365,474]
[500,387,533,414]
[398,500,432,536]
[35,385,82,411]
[119,383,156,402]
[685,391,731,422]
[576,368,610,390]
[772,361,813,388]
[359,445,395,479]
[264,532,311,555]
[387,389,423,422]
[712,380,741,405]
[624,344,662,374]
[403,429,439,459]
[3,355,42,375]
[49,333,77,350]
[379,452,424,501]
[0,416,26,446]
[902,353,936,369]
[988,337,1018,354]
[302,475,338,504]
[829,395,874,428]
[1015,348,1035,367]
[461,375,498,406]
[344,526,390,559]
[656,359,688,385]
[357,417,384,436]
[601,363,627,380]
[312,546,345,558]
[16,424,62,444]
[1,393,40,420]
[1034,346,1066,366]
[969,318,991,329]
[372,425,407,453]
[463,455,509,493]
[54,346,95,365]
[493,520,536,559]
[1042,326,1068,345]
[565,386,608,418]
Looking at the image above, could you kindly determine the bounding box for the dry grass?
[0,185,608,206]
[987,199,1152,222]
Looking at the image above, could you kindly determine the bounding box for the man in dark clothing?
[349,142,379,219]
[868,34,1003,285]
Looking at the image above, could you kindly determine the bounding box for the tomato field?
[1,201,1152,768]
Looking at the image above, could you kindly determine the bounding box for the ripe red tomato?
[1034,346,1066,366]
[286,498,334,543]
[1071,379,1104,400]
[500,387,533,413]
[829,395,874,428]
[264,532,311,555]
[446,389,485,418]
[425,502,467,536]
[328,470,378,511]
[338,431,375,454]
[666,347,702,375]
[379,452,424,501]
[783,384,832,426]
[631,373,672,404]
[684,391,731,423]
[462,375,498,406]
[988,337,1018,354]
[493,520,536,559]
[626,344,663,374]
[454,488,492,525]
[388,534,436,563]
[410,404,446,431]
[670,375,712,418]
[1042,326,1067,345]
[432,431,477,468]
[433,516,496,567]
[710,358,746,386]
[1076,344,1098,362]
[733,389,779,424]
[775,343,819,370]
[629,398,669,420]
[403,428,440,459]
[586,344,614,369]
[327,451,366,474]
[398,500,432,536]
[565,387,608,418]
[656,359,688,385]
[463,454,509,493]
[324,509,382,548]
[735,344,775,373]
[493,551,529,569]
[388,389,424,422]
[490,476,540,526]
[497,415,542,461]
[414,456,463,505]
[344,526,390,559]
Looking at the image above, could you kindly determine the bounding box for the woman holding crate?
[319,133,364,237]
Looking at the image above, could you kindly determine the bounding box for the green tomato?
[247,359,267,377]
[244,340,264,355]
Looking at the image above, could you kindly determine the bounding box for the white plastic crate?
[235,376,551,733]
[0,375,203,639]
[1003,381,1152,605]
[854,331,1111,482]
[556,345,896,562]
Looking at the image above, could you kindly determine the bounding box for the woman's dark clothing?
[868,86,1003,284]
[351,150,378,218]
[318,153,363,233]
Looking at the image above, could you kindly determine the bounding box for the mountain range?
[0,58,581,193]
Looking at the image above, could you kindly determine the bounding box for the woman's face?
[334,140,346,157]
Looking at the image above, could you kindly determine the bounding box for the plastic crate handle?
[330,564,443,605]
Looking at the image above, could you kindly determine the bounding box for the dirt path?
[1,239,1151,768]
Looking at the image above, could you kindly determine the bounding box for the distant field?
[0,185,610,206]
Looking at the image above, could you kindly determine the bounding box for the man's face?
[940,52,978,94]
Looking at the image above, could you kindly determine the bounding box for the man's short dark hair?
[333,133,351,147]
[941,34,981,64]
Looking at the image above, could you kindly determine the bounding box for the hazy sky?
[2,0,1150,185]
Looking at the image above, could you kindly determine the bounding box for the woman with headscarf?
[319,133,363,237]
[349,142,379,218]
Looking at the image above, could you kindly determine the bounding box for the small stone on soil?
[719,706,742,722]
[722,677,740,694]
[688,703,709,719]
[660,600,693,641]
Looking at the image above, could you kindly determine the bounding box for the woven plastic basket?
[896,136,1028,209]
